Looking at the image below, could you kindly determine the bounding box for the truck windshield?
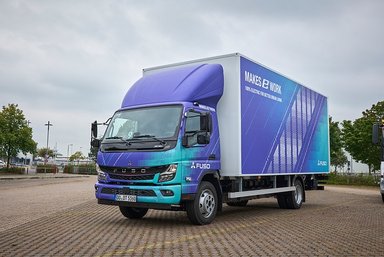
[104,105,182,141]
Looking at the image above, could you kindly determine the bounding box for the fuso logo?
[317,160,327,166]
[191,162,211,169]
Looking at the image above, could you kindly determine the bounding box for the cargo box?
[144,53,330,177]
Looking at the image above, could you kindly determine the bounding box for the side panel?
[240,57,329,174]
[213,56,242,177]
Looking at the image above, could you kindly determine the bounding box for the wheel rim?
[294,182,303,205]
[199,189,215,218]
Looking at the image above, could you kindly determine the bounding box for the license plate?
[115,194,137,202]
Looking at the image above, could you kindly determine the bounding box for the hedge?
[64,164,96,175]
[36,164,58,173]
[0,167,25,174]
[326,173,379,187]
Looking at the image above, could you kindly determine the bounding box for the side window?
[183,110,211,147]
[184,111,201,146]
[185,111,201,132]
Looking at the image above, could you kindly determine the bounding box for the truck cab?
[93,63,224,224]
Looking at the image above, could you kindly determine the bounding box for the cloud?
[1,0,383,156]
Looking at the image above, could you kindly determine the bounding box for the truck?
[91,53,330,225]
[372,119,384,202]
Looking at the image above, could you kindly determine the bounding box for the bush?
[63,165,73,174]
[63,164,96,175]
[36,165,58,173]
[326,173,379,187]
[0,167,25,174]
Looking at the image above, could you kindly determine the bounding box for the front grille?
[100,165,168,176]
[101,187,156,196]
[108,173,155,181]
[100,164,169,182]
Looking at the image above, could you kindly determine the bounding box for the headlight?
[96,164,107,182]
[158,164,177,183]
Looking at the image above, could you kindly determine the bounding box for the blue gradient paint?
[95,64,224,205]
[180,105,221,194]
[240,57,329,174]
[95,105,222,204]
[122,64,224,109]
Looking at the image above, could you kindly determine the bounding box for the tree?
[0,104,37,169]
[37,148,55,159]
[69,151,85,162]
[89,146,98,161]
[341,101,384,174]
[329,117,348,172]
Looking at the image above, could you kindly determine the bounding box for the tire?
[286,179,304,209]
[277,193,288,209]
[119,206,148,219]
[186,181,218,225]
[381,193,384,203]
[226,200,248,207]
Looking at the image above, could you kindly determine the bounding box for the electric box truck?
[91,53,330,225]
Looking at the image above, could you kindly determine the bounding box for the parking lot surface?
[0,177,383,256]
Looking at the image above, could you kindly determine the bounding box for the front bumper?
[95,182,182,206]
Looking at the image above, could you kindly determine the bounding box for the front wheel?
[119,206,148,219]
[186,181,218,225]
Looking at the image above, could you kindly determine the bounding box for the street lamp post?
[44,121,53,169]
[67,144,73,164]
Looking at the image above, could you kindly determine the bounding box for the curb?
[0,174,93,180]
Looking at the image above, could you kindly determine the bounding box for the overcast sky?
[1,0,383,157]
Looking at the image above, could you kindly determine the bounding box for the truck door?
[181,109,219,194]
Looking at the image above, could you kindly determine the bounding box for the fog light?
[160,190,174,196]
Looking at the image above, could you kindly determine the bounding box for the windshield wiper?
[105,136,130,142]
[103,136,133,148]
[133,135,166,145]
[105,135,166,146]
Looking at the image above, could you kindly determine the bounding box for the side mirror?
[182,133,210,147]
[197,134,210,145]
[91,121,98,138]
[91,139,101,148]
[373,123,379,145]
[182,135,189,147]
[200,112,212,132]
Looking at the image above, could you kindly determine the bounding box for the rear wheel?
[277,193,288,209]
[119,206,148,219]
[186,181,218,225]
[277,178,304,209]
[287,179,304,209]
[381,193,384,203]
